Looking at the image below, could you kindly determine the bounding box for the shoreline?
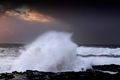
[0,64,120,80]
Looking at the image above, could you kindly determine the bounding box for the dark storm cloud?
[0,3,73,43]
[0,0,120,46]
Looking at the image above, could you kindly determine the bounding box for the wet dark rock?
[0,73,14,79]
[92,64,120,72]
[0,65,120,80]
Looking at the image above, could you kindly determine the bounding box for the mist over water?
[11,31,78,72]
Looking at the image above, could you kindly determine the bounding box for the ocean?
[0,31,120,73]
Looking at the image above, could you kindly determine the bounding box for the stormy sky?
[0,0,120,46]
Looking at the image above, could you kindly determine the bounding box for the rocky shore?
[0,64,120,80]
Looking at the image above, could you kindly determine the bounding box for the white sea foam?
[11,31,78,72]
[77,46,120,55]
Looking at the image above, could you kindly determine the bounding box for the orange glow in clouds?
[5,8,53,23]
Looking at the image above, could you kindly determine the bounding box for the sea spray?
[11,31,78,72]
